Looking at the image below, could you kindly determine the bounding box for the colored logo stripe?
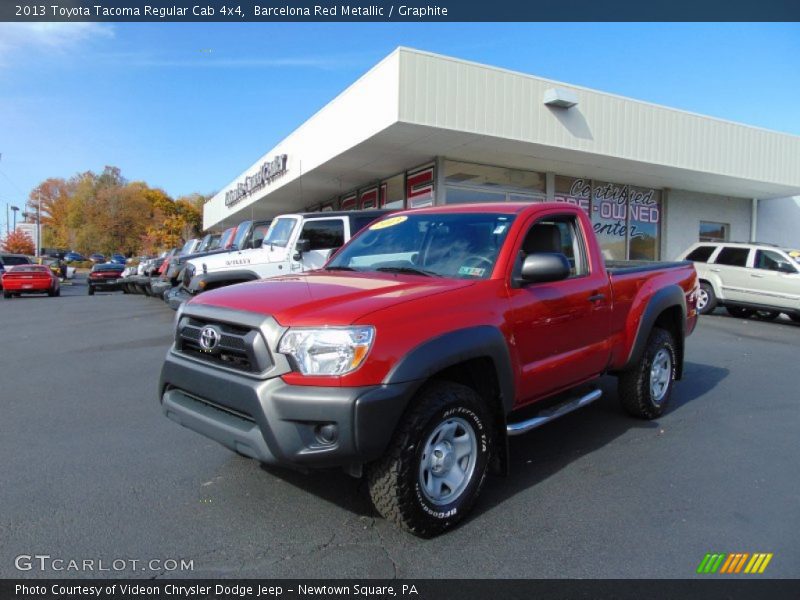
[697,553,773,574]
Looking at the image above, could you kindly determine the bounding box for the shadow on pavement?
[256,361,729,523]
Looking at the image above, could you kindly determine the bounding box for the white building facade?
[204,48,800,260]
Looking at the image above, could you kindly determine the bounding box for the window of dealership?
[310,159,663,261]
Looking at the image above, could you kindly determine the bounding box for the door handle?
[710,268,721,273]
[751,273,764,278]
[588,293,606,303]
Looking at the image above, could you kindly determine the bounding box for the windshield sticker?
[370,215,408,230]
[458,266,486,277]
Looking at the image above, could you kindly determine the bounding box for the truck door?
[506,212,612,404]
[293,218,346,271]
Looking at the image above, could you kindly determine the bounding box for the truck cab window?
[301,219,345,251]
[521,217,587,277]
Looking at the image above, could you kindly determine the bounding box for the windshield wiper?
[375,266,440,277]
[325,265,358,271]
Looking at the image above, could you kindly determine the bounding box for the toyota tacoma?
[160,203,698,536]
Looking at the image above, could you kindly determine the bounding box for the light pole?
[10,205,19,230]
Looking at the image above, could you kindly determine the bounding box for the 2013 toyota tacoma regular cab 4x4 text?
[160,203,698,536]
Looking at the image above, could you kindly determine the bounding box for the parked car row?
[117,210,390,311]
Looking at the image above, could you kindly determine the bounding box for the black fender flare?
[621,285,687,379]
[384,325,515,413]
[188,269,260,293]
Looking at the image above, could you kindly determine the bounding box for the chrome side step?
[506,389,602,436]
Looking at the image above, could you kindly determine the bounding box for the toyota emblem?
[199,326,221,352]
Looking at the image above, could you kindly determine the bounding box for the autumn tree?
[29,166,211,257]
[2,230,36,255]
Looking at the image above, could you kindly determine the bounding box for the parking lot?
[1,275,798,579]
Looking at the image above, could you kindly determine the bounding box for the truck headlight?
[278,326,375,376]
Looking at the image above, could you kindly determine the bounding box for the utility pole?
[11,205,19,230]
[36,190,41,257]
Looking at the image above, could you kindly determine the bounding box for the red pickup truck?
[160,203,698,536]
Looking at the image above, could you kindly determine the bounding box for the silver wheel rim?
[418,416,477,506]
[697,289,709,311]
[650,348,672,405]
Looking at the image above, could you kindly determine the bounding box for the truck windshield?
[263,217,297,248]
[327,213,515,279]
[219,227,236,249]
[232,221,253,249]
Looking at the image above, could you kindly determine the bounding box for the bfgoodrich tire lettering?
[366,381,492,537]
[618,327,677,420]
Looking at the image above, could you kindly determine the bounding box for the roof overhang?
[205,48,800,229]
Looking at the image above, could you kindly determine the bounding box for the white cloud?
[0,23,114,65]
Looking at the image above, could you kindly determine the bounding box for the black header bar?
[3,0,800,22]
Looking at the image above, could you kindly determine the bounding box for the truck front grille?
[175,317,271,374]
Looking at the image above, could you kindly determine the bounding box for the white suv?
[678,242,800,322]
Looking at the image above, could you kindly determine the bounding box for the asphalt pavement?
[1,275,798,578]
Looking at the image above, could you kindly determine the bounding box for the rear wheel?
[697,282,716,315]
[87,286,95,296]
[618,327,677,420]
[755,310,779,321]
[367,381,492,537]
[726,306,754,319]
[3,291,11,299]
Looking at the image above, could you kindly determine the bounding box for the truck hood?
[189,271,476,326]
[187,246,288,271]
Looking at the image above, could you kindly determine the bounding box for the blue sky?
[1,22,799,232]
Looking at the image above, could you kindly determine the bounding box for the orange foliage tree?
[31,166,212,257]
[2,230,36,255]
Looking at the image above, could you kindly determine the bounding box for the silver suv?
[677,242,800,322]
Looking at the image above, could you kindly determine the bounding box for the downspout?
[750,198,759,242]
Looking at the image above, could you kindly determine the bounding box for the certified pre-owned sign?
[225,154,288,207]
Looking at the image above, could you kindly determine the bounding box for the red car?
[160,203,699,536]
[2,264,60,298]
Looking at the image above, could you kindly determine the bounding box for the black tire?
[697,282,717,315]
[618,327,677,420]
[366,381,492,537]
[726,306,754,319]
[755,310,779,321]
[790,314,800,324]
[55,289,60,297]
[87,286,95,296]
[48,289,56,297]
[3,291,11,299]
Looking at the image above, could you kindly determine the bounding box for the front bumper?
[150,279,172,298]
[159,349,416,469]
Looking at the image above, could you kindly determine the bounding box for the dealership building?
[203,48,800,260]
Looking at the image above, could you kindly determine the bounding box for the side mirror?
[295,239,311,254]
[520,252,571,284]
[778,262,797,274]
[253,239,263,249]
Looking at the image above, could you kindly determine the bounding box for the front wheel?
[87,286,95,296]
[367,381,492,537]
[618,327,677,420]
[3,291,11,299]
[790,314,800,324]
